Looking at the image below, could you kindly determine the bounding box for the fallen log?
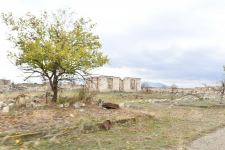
[102,103,119,109]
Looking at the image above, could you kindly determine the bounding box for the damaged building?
[0,79,11,86]
[87,75,141,92]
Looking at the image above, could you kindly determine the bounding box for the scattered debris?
[0,94,45,113]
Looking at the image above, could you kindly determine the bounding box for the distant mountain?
[141,82,168,88]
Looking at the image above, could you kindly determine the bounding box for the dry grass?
[1,91,225,149]
[0,104,149,133]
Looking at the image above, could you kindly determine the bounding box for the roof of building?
[90,75,141,80]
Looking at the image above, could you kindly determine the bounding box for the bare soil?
[187,127,225,150]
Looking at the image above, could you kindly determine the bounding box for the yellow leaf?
[15,139,20,144]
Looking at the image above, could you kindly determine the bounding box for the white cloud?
[0,0,225,86]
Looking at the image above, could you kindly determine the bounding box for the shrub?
[77,87,98,104]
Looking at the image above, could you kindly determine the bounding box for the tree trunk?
[220,91,224,104]
[220,83,225,104]
[52,87,58,102]
[49,75,58,103]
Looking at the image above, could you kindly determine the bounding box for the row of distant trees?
[142,80,225,103]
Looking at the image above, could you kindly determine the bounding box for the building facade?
[0,79,11,86]
[87,75,141,92]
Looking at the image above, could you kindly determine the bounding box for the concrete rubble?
[73,102,85,109]
[0,94,44,113]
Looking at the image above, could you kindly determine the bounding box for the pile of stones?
[0,94,43,113]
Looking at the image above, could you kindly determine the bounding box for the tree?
[2,10,109,102]
[204,80,225,104]
[219,81,225,104]
[170,84,178,100]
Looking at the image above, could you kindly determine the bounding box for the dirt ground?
[187,127,225,150]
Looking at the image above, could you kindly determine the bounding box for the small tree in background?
[218,81,225,104]
[170,84,178,100]
[2,10,109,102]
[206,80,225,104]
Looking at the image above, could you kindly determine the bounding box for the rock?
[33,140,40,146]
[79,109,84,112]
[123,104,130,108]
[26,103,32,108]
[33,99,40,103]
[74,102,85,109]
[74,103,81,109]
[8,103,15,109]
[32,101,39,107]
[99,120,113,130]
[49,136,60,144]
[2,106,9,113]
[25,96,30,100]
[58,104,64,108]
[119,103,125,108]
[64,103,70,108]
[15,94,26,107]
[58,103,70,108]
[81,103,85,107]
[148,99,153,103]
[102,103,120,109]
[0,101,4,109]
[8,99,15,103]
[26,101,37,108]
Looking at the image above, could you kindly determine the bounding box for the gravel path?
[187,127,225,150]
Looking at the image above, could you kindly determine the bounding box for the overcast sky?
[1,0,225,87]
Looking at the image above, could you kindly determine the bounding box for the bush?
[57,87,98,105]
[77,87,98,104]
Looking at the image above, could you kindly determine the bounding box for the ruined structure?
[0,79,11,86]
[87,75,141,92]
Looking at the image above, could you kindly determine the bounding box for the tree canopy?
[2,10,109,101]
